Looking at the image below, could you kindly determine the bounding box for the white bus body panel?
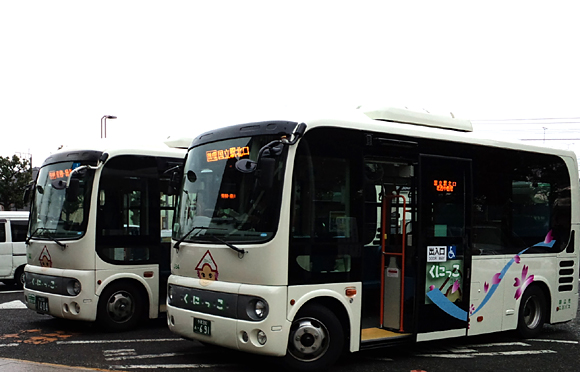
[468,256,510,336]
[94,265,159,319]
[286,283,362,353]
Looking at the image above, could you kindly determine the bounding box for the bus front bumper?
[23,267,97,322]
[166,276,291,357]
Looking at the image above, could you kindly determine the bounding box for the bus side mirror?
[257,157,275,188]
[66,178,80,202]
[23,182,34,204]
[168,171,182,196]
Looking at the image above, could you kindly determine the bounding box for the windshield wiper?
[173,226,207,249]
[203,233,247,256]
[26,227,66,248]
[173,225,246,257]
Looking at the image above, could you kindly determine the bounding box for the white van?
[0,211,29,288]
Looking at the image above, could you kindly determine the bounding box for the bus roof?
[362,106,473,132]
[51,139,186,160]
[296,106,578,160]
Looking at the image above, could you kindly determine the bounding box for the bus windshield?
[173,135,286,244]
[29,161,94,240]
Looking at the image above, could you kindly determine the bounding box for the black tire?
[13,266,25,289]
[97,282,145,332]
[517,285,546,338]
[282,304,344,371]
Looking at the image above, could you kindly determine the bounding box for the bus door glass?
[362,160,416,333]
[96,155,160,265]
[418,155,472,337]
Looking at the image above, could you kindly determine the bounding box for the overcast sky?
[2,1,580,166]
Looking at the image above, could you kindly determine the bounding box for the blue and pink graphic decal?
[426,231,555,321]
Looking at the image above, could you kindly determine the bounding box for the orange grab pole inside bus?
[379,194,406,332]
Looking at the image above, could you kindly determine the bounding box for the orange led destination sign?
[434,180,457,192]
[220,193,237,199]
[49,169,72,180]
[206,146,250,163]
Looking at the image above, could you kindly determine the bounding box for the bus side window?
[290,128,363,276]
[0,223,5,243]
[472,148,571,255]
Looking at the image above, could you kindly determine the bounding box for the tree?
[0,155,32,211]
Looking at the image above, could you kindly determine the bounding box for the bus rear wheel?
[283,304,344,371]
[97,282,144,332]
[517,285,546,338]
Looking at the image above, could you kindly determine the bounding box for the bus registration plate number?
[193,318,211,336]
[35,296,49,314]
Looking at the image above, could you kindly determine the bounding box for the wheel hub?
[523,296,540,328]
[107,291,134,322]
[289,318,328,361]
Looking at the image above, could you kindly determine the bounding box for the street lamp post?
[542,127,547,144]
[101,115,117,138]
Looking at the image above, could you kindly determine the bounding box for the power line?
[520,138,580,141]
[472,117,580,123]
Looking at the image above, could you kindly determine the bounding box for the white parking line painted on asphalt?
[113,364,228,369]
[416,349,557,359]
[0,300,27,309]
[530,339,579,344]
[466,342,530,348]
[0,344,19,348]
[57,338,183,345]
[104,349,138,358]
[477,350,557,356]
[105,352,187,361]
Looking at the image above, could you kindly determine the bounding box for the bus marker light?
[97,280,102,285]
[345,287,357,298]
[290,299,296,306]
[144,271,154,278]
[271,326,282,332]
[477,316,483,323]
[72,302,80,314]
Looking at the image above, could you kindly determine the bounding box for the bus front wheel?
[283,304,344,371]
[13,266,25,289]
[517,285,546,338]
[97,282,144,332]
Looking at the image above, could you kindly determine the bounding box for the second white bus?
[23,141,185,331]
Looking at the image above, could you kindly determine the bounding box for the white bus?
[23,141,185,331]
[0,211,29,288]
[166,107,579,370]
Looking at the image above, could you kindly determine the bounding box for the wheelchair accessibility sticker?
[427,245,457,262]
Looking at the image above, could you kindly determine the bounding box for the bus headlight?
[168,285,174,303]
[239,295,269,321]
[66,279,82,296]
[254,300,267,319]
[244,298,269,321]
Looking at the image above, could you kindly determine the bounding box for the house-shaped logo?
[195,250,219,282]
[39,246,52,268]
